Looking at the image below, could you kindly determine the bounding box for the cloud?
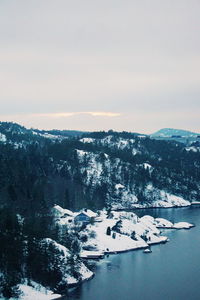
[34,112,121,118]
[0,110,199,134]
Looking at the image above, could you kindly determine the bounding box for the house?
[74,209,97,224]
[51,205,74,218]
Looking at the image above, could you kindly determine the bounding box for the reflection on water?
[62,207,200,300]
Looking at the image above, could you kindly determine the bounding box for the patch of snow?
[117,139,129,149]
[143,163,152,170]
[41,238,70,258]
[147,235,168,245]
[64,263,93,284]
[13,281,61,300]
[76,149,88,157]
[57,216,73,226]
[16,214,24,225]
[82,211,171,254]
[111,211,139,222]
[160,192,191,207]
[32,131,62,140]
[52,205,74,217]
[139,216,160,235]
[185,147,198,152]
[173,222,194,229]
[80,138,95,143]
[13,142,23,149]
[74,209,97,218]
[132,192,191,209]
[115,183,125,190]
[154,218,174,228]
[132,148,139,156]
[0,133,6,142]
[146,184,153,190]
[83,215,147,253]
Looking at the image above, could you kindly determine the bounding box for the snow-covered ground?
[78,212,168,254]
[52,207,194,258]
[10,282,61,300]
[76,210,194,255]
[32,131,64,140]
[185,146,200,153]
[51,205,74,218]
[150,192,191,208]
[112,190,191,210]
[154,218,174,228]
[155,218,194,229]
[173,222,194,229]
[0,133,7,143]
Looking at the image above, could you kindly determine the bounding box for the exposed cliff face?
[0,122,199,212]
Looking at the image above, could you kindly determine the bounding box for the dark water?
[64,207,200,300]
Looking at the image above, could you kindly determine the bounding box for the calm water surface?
[64,207,200,300]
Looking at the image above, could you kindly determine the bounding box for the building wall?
[74,213,90,223]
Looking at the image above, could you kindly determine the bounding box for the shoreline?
[48,206,198,298]
[57,238,166,298]
[58,234,173,297]
[65,207,196,294]
[116,204,191,212]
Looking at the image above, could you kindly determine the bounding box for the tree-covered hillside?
[0,122,200,213]
[0,121,200,297]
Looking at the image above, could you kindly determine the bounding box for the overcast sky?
[0,0,200,133]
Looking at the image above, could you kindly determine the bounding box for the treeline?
[0,130,200,213]
[0,207,82,298]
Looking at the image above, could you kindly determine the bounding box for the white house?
[51,205,74,218]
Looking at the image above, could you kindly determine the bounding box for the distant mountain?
[151,128,200,138]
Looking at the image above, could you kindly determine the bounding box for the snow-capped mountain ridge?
[151,128,200,137]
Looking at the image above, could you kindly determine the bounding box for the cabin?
[74,209,97,224]
[51,205,74,218]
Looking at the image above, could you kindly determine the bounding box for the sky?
[0,0,200,134]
